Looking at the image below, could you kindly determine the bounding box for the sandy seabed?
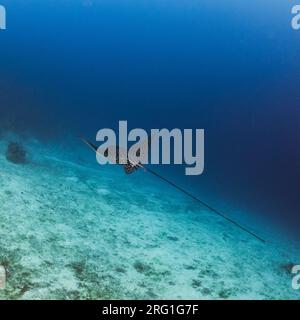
[0,134,299,300]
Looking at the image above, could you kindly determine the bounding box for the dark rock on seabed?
[6,142,27,164]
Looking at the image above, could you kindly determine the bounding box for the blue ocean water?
[0,1,300,299]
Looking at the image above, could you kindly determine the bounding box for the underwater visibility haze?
[0,0,300,299]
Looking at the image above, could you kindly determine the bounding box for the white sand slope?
[0,136,299,300]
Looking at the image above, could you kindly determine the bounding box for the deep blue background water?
[0,1,300,237]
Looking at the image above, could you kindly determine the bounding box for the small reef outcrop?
[6,142,27,164]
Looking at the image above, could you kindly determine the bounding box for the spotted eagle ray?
[80,137,266,243]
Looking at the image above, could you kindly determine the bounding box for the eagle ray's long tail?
[144,166,266,243]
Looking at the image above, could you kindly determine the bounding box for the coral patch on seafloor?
[5,142,27,164]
